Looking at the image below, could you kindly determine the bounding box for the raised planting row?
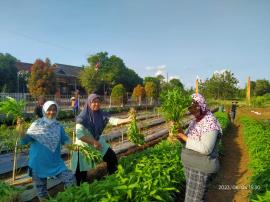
[48,140,185,202]
[240,117,270,202]
[46,111,230,202]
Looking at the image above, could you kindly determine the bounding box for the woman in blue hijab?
[71,94,131,185]
[20,101,75,201]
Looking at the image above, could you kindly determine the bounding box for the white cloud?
[155,69,165,76]
[169,75,180,80]
[145,65,166,71]
[145,65,166,77]
[213,69,228,75]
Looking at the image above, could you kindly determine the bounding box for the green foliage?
[48,140,184,202]
[263,93,270,100]
[214,112,230,133]
[162,79,185,93]
[240,117,270,200]
[67,144,102,164]
[251,96,267,107]
[0,96,26,122]
[199,70,239,99]
[0,53,18,92]
[144,77,161,97]
[254,79,270,96]
[111,84,126,105]
[80,52,142,94]
[160,88,192,134]
[57,110,75,120]
[28,58,56,97]
[126,108,145,145]
[0,181,21,202]
[251,191,270,202]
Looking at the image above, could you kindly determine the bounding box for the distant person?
[177,93,222,202]
[230,101,238,123]
[34,96,46,118]
[19,101,76,201]
[71,96,79,116]
[71,94,131,185]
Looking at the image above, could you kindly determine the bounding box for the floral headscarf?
[187,93,222,141]
[26,101,61,152]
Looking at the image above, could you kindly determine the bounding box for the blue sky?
[1,0,270,88]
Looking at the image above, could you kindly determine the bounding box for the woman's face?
[188,101,201,118]
[45,104,57,119]
[89,98,101,111]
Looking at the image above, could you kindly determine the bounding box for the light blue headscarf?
[26,101,61,152]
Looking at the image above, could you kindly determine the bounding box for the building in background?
[15,62,85,95]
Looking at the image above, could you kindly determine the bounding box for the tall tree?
[132,84,145,105]
[0,53,18,92]
[144,81,157,105]
[169,78,184,90]
[254,79,270,96]
[199,70,239,99]
[18,70,30,93]
[28,59,56,97]
[111,84,126,105]
[80,52,142,94]
[144,76,161,97]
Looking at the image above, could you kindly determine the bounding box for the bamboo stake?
[12,139,18,182]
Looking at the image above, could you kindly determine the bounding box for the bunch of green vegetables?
[240,117,270,201]
[160,89,192,136]
[66,144,102,164]
[0,181,21,202]
[48,140,184,202]
[0,96,25,122]
[126,108,145,145]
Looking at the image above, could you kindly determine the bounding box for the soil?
[206,106,270,202]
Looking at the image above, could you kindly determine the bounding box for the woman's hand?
[16,118,25,137]
[93,140,102,150]
[177,132,188,143]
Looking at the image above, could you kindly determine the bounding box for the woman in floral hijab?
[177,93,222,202]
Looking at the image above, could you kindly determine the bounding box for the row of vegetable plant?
[240,117,270,202]
[0,181,21,202]
[48,140,184,202]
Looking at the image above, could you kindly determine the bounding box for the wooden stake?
[247,77,251,106]
[195,79,199,95]
[12,139,18,182]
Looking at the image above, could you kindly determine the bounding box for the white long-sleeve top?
[185,130,219,155]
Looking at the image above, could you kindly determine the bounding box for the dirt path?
[206,109,251,202]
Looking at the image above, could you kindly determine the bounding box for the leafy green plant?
[160,89,192,136]
[66,144,102,164]
[0,96,26,181]
[240,117,270,200]
[0,96,25,123]
[126,108,145,145]
[48,140,185,202]
[0,181,21,202]
[251,96,267,107]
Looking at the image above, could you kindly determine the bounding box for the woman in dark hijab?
[71,94,131,185]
